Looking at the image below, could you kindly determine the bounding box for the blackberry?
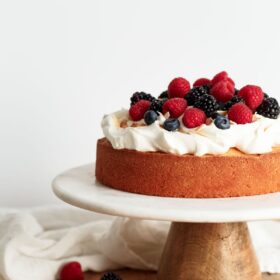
[130,92,155,105]
[100,271,122,280]
[194,94,219,117]
[150,98,166,113]
[234,88,239,95]
[185,85,209,105]
[257,97,280,119]
[224,96,244,110]
[158,90,168,99]
[264,92,269,99]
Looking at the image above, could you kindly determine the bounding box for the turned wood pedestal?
[158,222,261,280]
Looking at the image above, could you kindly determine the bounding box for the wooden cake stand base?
[52,165,280,280]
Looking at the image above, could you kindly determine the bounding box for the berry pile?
[128,71,280,131]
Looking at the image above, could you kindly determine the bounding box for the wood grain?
[158,222,261,280]
[84,271,279,280]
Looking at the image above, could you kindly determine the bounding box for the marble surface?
[52,164,280,223]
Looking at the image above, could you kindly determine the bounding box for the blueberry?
[214,116,230,130]
[163,118,180,131]
[144,110,158,125]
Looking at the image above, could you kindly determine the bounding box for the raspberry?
[168,77,190,98]
[59,262,84,280]
[237,85,264,110]
[183,108,206,128]
[130,92,155,105]
[228,103,253,124]
[186,85,209,105]
[129,100,151,121]
[194,94,219,117]
[193,78,211,87]
[257,97,280,119]
[210,80,235,102]
[162,98,187,118]
[211,71,235,87]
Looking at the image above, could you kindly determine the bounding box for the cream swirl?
[101,109,280,156]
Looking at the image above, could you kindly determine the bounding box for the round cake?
[96,72,280,198]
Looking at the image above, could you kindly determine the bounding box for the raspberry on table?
[257,97,280,119]
[129,100,151,121]
[162,98,187,118]
[194,94,219,117]
[210,80,235,103]
[183,107,206,128]
[168,77,191,98]
[228,103,253,124]
[238,85,264,110]
[59,262,84,280]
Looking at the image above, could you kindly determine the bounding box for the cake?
[96,71,280,198]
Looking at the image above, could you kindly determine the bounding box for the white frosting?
[101,109,280,156]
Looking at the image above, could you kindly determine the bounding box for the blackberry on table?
[257,97,280,119]
[224,96,244,110]
[194,94,219,117]
[100,271,122,280]
[130,92,155,105]
[150,98,166,113]
[185,85,209,105]
[158,90,168,99]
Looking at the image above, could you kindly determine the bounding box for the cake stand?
[52,164,280,280]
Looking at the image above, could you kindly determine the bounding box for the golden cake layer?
[95,138,280,198]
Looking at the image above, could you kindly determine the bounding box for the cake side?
[96,138,280,198]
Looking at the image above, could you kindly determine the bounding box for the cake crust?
[95,138,280,198]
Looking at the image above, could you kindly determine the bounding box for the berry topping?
[162,98,187,118]
[183,108,206,128]
[144,110,158,125]
[163,118,180,131]
[194,94,219,117]
[129,100,151,121]
[237,85,264,110]
[100,272,122,280]
[158,90,168,99]
[150,99,166,113]
[228,103,253,124]
[185,85,210,105]
[210,80,235,102]
[130,92,155,106]
[257,97,280,119]
[59,262,84,280]
[214,115,230,130]
[223,95,244,110]
[168,77,191,98]
[193,78,211,87]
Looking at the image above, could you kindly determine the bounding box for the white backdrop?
[1,0,280,207]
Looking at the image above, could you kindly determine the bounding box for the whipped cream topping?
[101,109,280,156]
